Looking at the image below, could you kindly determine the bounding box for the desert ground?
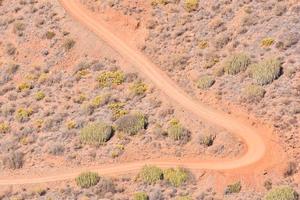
[0,0,299,199]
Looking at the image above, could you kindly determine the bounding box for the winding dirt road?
[0,0,284,186]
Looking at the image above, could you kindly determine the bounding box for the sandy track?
[0,0,280,186]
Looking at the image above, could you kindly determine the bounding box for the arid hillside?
[0,0,299,200]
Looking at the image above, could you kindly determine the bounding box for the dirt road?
[0,0,283,186]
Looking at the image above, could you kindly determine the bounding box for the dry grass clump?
[80,122,113,145]
[264,186,298,200]
[242,84,266,101]
[224,54,251,75]
[197,75,215,89]
[250,59,281,85]
[76,172,100,188]
[115,113,146,135]
[97,71,125,88]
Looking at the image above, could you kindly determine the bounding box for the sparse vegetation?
[76,172,100,188]
[250,58,281,85]
[264,186,298,200]
[134,192,149,200]
[164,168,189,187]
[115,113,146,135]
[97,71,125,88]
[197,75,215,89]
[224,54,251,75]
[2,151,24,169]
[139,165,163,184]
[80,122,113,145]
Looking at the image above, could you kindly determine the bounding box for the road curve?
[0,0,271,186]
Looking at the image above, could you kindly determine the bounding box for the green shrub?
[76,172,100,188]
[167,119,185,141]
[224,54,251,75]
[261,38,275,47]
[91,95,103,107]
[264,186,298,200]
[176,196,192,200]
[17,82,32,92]
[130,81,148,96]
[80,122,113,145]
[184,0,199,12]
[97,71,125,88]
[242,84,266,101]
[63,39,75,51]
[115,113,146,135]
[35,91,45,101]
[225,182,242,194]
[0,122,10,134]
[134,192,149,200]
[139,165,163,184]
[151,0,167,6]
[164,168,188,187]
[197,75,215,89]
[250,59,281,85]
[15,108,33,122]
[108,102,128,119]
